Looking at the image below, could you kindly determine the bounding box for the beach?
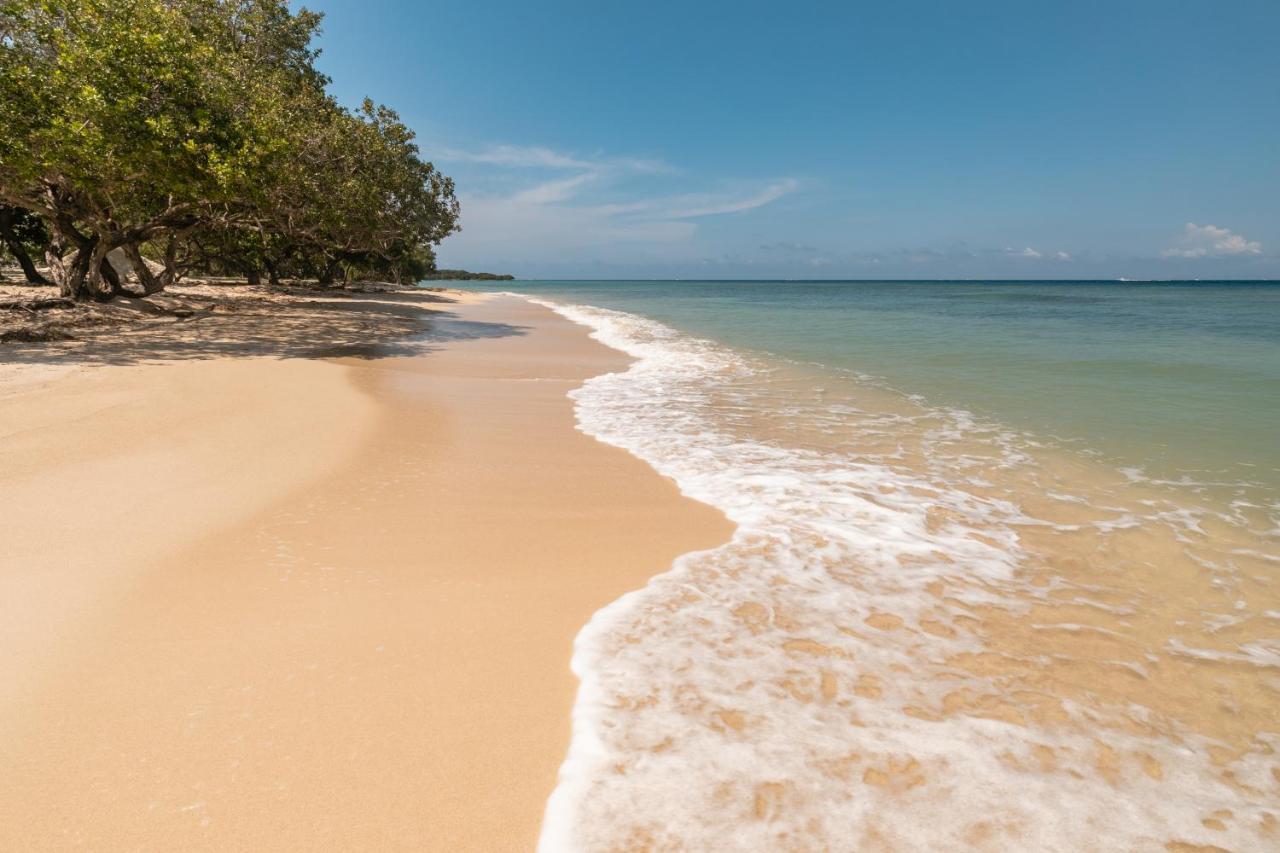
[5,1,1275,847]
[484,283,1279,851]
[3,281,1277,852]
[0,289,730,850]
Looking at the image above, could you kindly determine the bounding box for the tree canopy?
[0,0,459,299]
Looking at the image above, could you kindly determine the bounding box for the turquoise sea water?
[454,280,1280,505]
[437,279,1280,849]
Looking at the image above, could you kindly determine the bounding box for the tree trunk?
[42,211,98,300]
[55,238,98,300]
[120,236,185,296]
[0,217,51,285]
[46,244,70,294]
[122,241,165,295]
[157,234,182,292]
[82,238,115,302]
[99,254,123,295]
[244,267,262,286]
[317,257,341,287]
[264,259,281,287]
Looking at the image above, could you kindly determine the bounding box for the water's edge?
[521,292,1278,852]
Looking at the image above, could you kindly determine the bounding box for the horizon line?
[471,278,1280,284]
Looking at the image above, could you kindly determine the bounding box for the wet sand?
[0,292,731,850]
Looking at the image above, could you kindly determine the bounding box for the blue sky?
[311,0,1279,279]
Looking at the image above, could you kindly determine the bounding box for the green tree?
[0,0,458,299]
[256,97,459,285]
[0,0,323,299]
[0,204,51,284]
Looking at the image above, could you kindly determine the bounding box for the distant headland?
[421,269,515,281]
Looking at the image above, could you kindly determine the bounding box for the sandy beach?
[0,289,730,850]
[5,2,1275,847]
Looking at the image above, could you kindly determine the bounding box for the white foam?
[1167,637,1280,669]
[527,297,1276,852]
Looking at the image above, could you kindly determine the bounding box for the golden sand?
[0,291,730,850]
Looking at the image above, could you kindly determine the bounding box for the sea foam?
[528,297,1278,852]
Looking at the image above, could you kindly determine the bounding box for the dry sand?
[0,290,731,850]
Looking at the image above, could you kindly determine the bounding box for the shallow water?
[444,281,1280,850]
[461,280,1280,508]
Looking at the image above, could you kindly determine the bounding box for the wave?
[526,296,1278,852]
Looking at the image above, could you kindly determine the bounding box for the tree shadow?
[0,288,528,367]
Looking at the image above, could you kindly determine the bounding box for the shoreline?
[7,283,1273,849]
[489,291,1280,851]
[0,289,731,850]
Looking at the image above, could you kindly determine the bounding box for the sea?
[440,279,1280,851]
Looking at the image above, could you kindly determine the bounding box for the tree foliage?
[0,0,459,299]
[0,204,51,283]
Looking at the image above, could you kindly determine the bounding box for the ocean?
[441,280,1280,851]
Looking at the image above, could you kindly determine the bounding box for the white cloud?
[451,192,697,254]
[761,241,819,253]
[437,142,796,266]
[663,180,799,218]
[509,172,599,205]
[1162,222,1262,258]
[435,144,672,174]
[437,144,589,169]
[996,246,1075,261]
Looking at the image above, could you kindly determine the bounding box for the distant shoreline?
[419,268,514,280]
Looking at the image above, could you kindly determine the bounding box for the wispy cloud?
[436,144,672,174]
[1161,222,1262,258]
[760,241,820,253]
[996,246,1076,261]
[437,142,797,266]
[509,172,599,205]
[662,180,799,219]
[778,242,1080,272]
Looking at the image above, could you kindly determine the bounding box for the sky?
[310,0,1280,279]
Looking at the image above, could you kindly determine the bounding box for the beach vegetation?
[421,269,515,281]
[0,204,51,284]
[0,0,459,300]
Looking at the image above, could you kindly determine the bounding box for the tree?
[0,205,51,284]
[0,0,459,299]
[255,97,459,286]
[0,0,325,299]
